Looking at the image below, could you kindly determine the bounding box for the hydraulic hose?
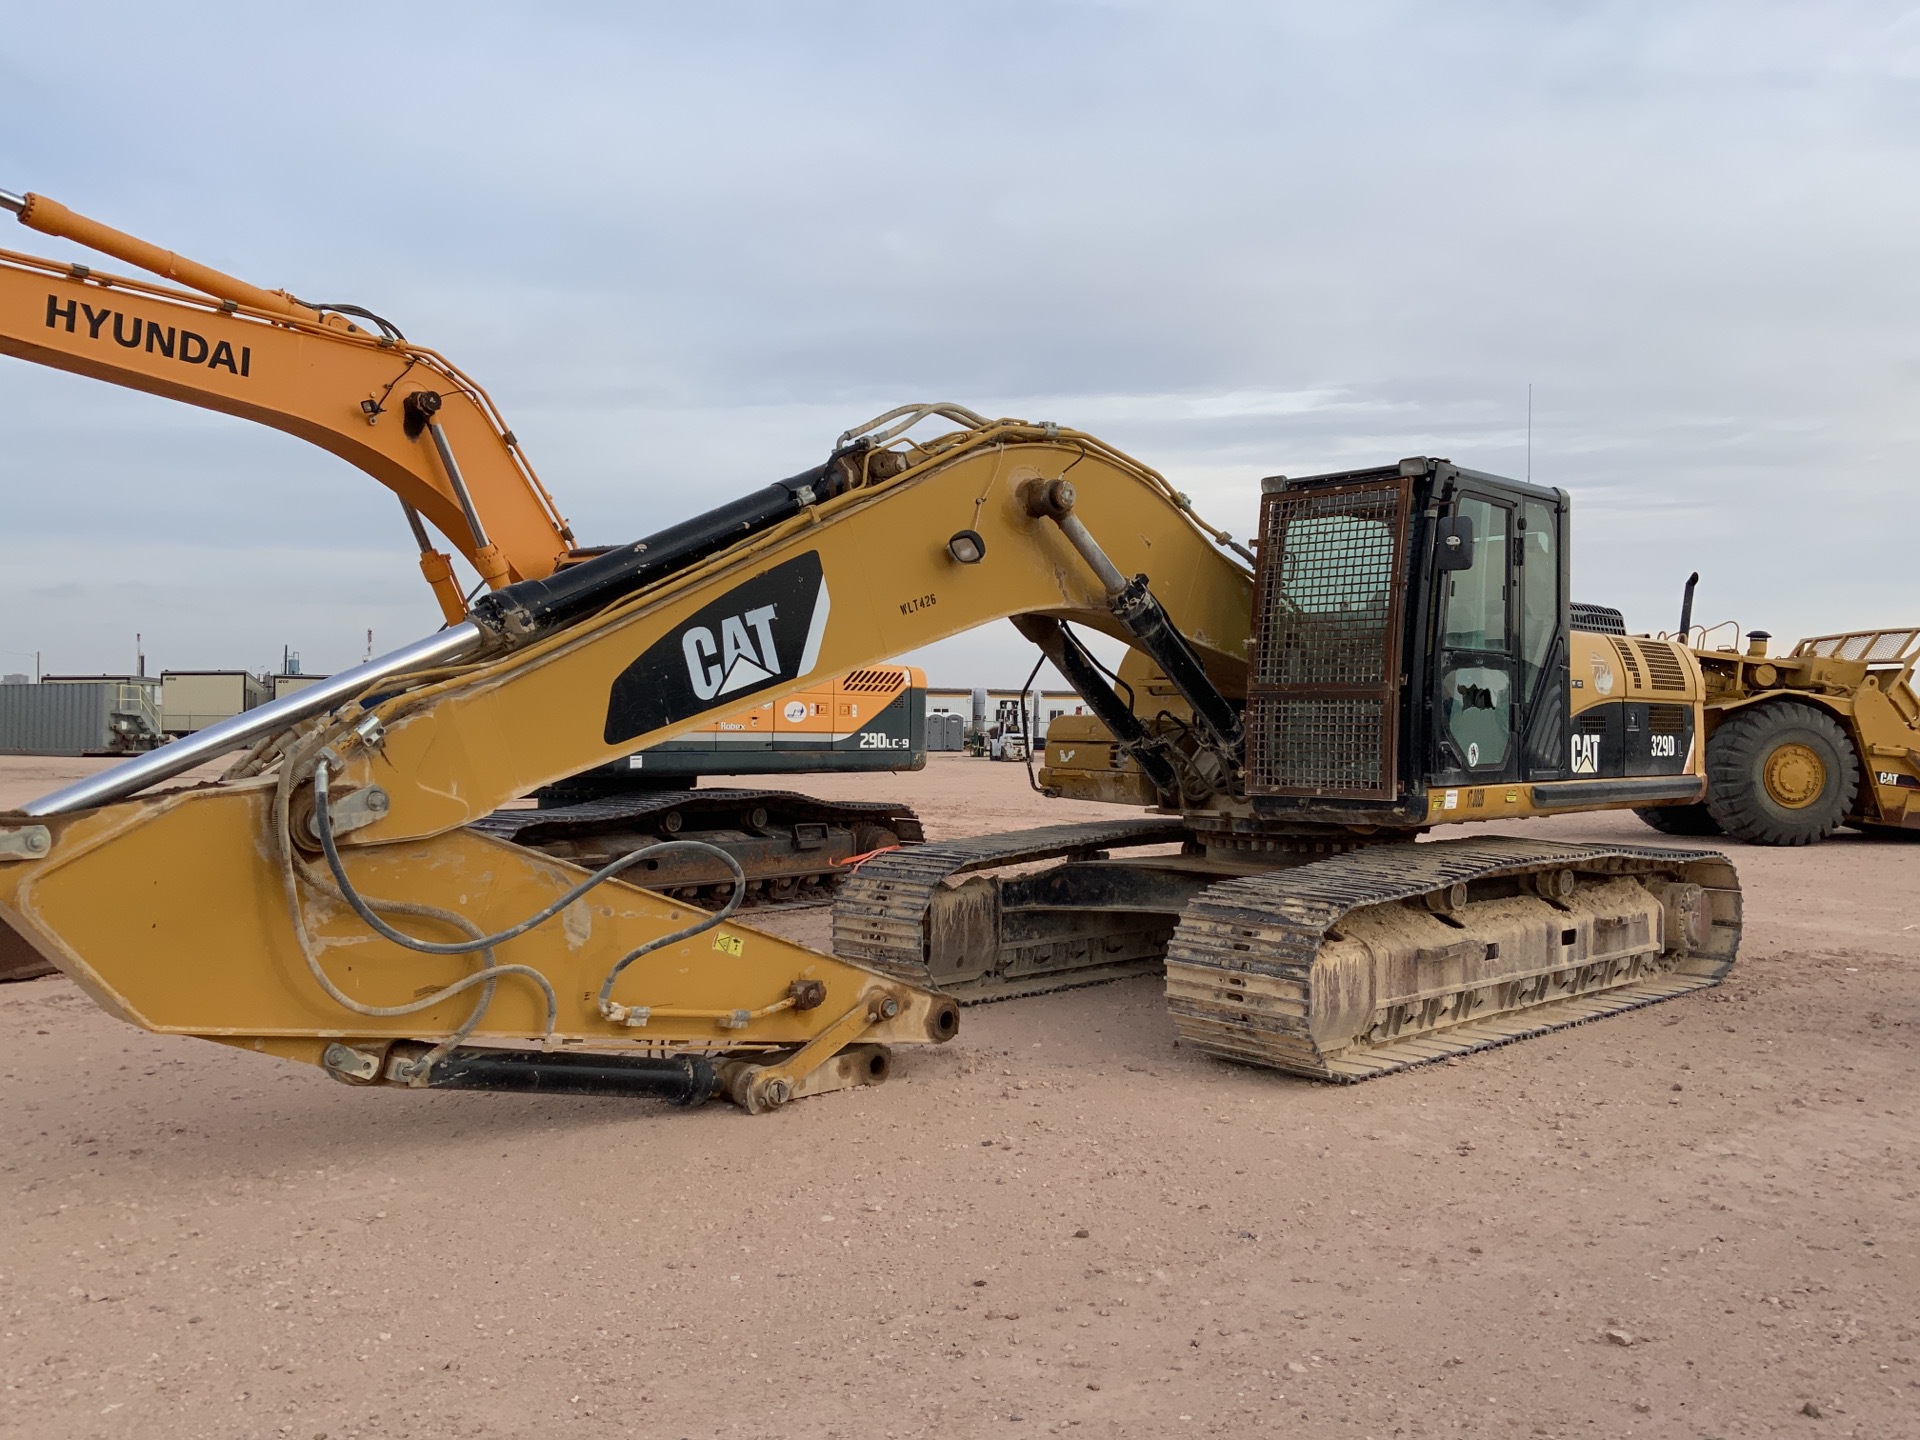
[310,760,747,1029]
[313,761,742,956]
[272,739,537,1075]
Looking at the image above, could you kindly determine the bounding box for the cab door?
[1431,493,1520,785]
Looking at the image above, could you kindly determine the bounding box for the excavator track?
[473,788,924,910]
[1165,836,1742,1081]
[833,816,1192,1000]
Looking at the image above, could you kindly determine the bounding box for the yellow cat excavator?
[0,375,1744,1108]
[0,191,928,976]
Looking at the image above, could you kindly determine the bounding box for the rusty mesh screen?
[1246,698,1390,793]
[1247,478,1410,799]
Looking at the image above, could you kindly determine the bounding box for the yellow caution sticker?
[712,932,744,957]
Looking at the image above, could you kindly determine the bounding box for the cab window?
[1436,495,1514,774]
[1440,498,1509,652]
[1518,499,1558,706]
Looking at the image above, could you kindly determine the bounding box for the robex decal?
[44,294,252,376]
[603,551,830,745]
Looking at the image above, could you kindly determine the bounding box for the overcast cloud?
[2,2,1915,683]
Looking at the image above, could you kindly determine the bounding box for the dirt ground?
[2,752,1916,1439]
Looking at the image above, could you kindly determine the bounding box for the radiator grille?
[1633,640,1690,693]
[1611,639,1644,691]
[1646,703,1688,731]
[1247,478,1409,799]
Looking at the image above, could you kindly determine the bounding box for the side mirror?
[1433,513,1476,572]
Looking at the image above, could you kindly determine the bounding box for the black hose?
[291,298,406,341]
[1019,651,1046,794]
[312,762,745,1021]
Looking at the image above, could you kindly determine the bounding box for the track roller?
[1166,836,1742,1081]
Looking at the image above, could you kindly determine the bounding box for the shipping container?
[42,674,162,713]
[162,670,270,736]
[0,681,163,755]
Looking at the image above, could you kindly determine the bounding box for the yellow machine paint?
[0,192,938,947]
[1041,627,1713,828]
[0,196,1750,1109]
[1637,625,1920,844]
[0,415,1253,1107]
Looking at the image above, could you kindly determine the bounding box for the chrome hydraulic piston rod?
[22,623,484,817]
[1023,478,1242,756]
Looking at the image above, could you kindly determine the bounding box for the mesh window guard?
[1246,479,1410,799]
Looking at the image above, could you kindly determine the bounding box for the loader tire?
[1705,701,1856,846]
[1634,803,1722,837]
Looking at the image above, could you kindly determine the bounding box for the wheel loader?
[0,189,932,952]
[0,397,1743,1110]
[1597,578,1920,845]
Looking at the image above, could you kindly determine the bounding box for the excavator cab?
[1245,459,1573,827]
[1428,486,1568,789]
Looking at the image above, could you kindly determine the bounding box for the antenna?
[1526,383,1533,482]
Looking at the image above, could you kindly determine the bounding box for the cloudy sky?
[2,2,1915,684]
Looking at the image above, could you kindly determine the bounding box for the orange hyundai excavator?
[0,190,572,623]
[0,192,924,973]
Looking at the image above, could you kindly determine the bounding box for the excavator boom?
[0,414,1252,1108]
[0,191,943,922]
[0,189,573,621]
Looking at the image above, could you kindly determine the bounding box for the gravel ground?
[2,753,1916,1439]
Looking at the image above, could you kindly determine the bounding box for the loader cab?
[1245,458,1570,825]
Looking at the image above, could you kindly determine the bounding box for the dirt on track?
[2,753,1916,1440]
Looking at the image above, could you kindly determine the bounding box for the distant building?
[927,687,1085,743]
[270,673,329,702]
[161,671,270,736]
